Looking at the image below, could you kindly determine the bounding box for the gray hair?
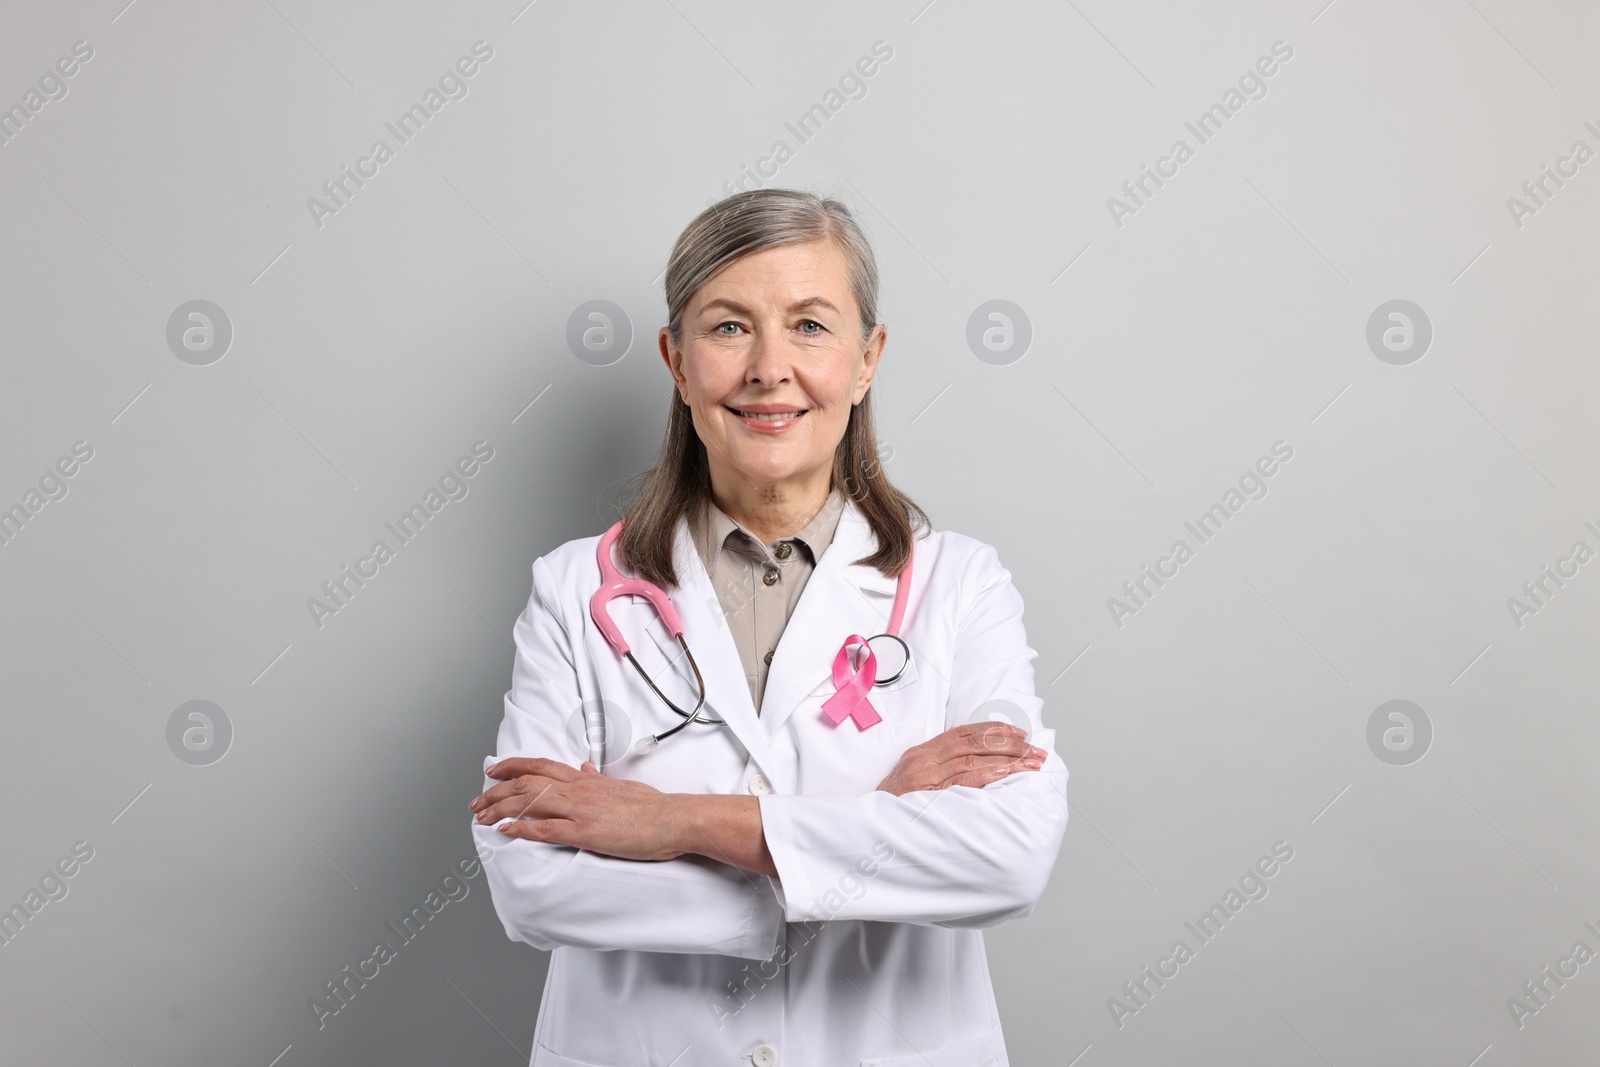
[664,188,880,347]
[618,187,927,589]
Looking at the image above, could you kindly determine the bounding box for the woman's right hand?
[876,721,1047,796]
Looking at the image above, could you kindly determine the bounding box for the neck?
[708,465,832,546]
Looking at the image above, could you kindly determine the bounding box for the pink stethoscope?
[590,516,913,751]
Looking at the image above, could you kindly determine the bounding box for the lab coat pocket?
[802,653,925,735]
[860,1029,1003,1067]
[871,641,919,692]
[533,1041,626,1067]
[794,665,932,792]
[867,649,932,741]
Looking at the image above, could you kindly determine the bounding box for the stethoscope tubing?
[590,516,913,753]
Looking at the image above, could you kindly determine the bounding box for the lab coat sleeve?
[472,553,786,961]
[757,542,1069,927]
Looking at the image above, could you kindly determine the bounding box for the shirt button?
[751,1044,778,1067]
[774,543,792,560]
[747,773,772,795]
[762,568,778,586]
[763,648,774,665]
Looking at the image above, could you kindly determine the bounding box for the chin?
[730,456,801,479]
[727,450,807,481]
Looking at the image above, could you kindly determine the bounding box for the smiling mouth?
[724,406,808,421]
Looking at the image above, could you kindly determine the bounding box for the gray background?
[0,1,1595,1064]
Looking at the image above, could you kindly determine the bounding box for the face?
[659,238,885,497]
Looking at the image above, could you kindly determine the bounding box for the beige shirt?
[689,488,846,713]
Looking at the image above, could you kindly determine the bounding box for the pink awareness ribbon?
[821,634,882,730]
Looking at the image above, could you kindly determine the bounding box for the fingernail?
[1023,758,1042,769]
[485,763,497,775]
[1029,747,1046,759]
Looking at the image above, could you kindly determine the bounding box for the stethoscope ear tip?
[632,736,660,756]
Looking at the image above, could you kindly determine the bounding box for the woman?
[468,188,1068,1067]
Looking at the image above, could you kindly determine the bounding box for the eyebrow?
[697,296,841,317]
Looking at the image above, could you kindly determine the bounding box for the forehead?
[690,238,856,313]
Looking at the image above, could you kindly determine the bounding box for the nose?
[744,324,791,385]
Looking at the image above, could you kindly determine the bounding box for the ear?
[659,327,686,398]
[852,323,886,404]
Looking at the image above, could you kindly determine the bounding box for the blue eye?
[799,320,823,334]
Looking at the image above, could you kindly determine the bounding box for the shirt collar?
[693,487,846,574]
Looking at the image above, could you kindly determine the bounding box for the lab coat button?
[747,773,772,795]
[763,567,779,586]
[751,1043,778,1066]
[774,542,792,559]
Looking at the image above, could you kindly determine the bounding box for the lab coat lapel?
[758,498,899,739]
[637,513,774,773]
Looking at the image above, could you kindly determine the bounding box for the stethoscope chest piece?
[864,632,910,686]
[591,516,916,750]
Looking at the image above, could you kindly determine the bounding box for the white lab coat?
[472,497,1068,1067]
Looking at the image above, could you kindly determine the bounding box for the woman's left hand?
[471,757,686,862]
